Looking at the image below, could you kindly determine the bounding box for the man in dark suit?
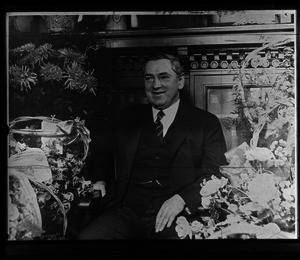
[78,53,228,239]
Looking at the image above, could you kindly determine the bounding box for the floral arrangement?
[9,42,98,94]
[8,42,103,120]
[175,38,296,239]
[8,116,93,240]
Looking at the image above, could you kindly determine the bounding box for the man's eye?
[160,75,170,80]
[145,77,153,81]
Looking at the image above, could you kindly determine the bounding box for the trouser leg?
[77,200,188,240]
[77,206,148,239]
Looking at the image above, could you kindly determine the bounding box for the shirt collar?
[152,99,180,121]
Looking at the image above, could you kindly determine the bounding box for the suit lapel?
[121,105,152,175]
[164,101,195,161]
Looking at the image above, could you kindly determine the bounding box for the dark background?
[4,5,300,258]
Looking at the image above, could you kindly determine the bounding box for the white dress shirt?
[152,99,180,137]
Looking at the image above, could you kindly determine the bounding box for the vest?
[124,113,172,216]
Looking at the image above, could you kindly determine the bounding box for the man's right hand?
[92,181,106,198]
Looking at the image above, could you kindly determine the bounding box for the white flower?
[191,221,204,233]
[245,147,275,162]
[228,204,238,213]
[274,159,286,167]
[62,192,74,201]
[279,180,290,188]
[175,216,192,239]
[279,139,286,146]
[280,200,293,210]
[56,159,65,168]
[66,153,74,160]
[194,233,203,239]
[221,214,242,226]
[274,146,283,156]
[247,173,281,206]
[201,196,212,209]
[239,202,265,214]
[270,140,279,151]
[16,142,27,152]
[82,180,92,189]
[282,186,295,202]
[200,177,228,197]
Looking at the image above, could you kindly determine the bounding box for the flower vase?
[45,15,78,33]
[105,14,127,30]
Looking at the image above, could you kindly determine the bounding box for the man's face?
[144,59,184,110]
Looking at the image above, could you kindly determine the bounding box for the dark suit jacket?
[94,101,228,215]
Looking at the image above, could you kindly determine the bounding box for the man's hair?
[143,53,184,77]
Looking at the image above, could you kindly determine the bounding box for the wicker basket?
[9,116,90,160]
[8,116,91,239]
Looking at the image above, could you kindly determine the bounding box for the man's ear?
[178,75,185,90]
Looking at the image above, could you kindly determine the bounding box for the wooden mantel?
[88,24,295,48]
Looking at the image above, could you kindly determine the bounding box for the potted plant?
[8,42,99,120]
[8,41,103,240]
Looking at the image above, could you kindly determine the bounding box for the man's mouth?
[152,91,165,95]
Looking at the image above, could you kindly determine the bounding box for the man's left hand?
[155,194,185,232]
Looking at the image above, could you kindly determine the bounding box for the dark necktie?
[154,110,165,142]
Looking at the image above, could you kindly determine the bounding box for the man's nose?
[153,78,161,89]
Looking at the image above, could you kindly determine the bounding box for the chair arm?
[77,193,102,214]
